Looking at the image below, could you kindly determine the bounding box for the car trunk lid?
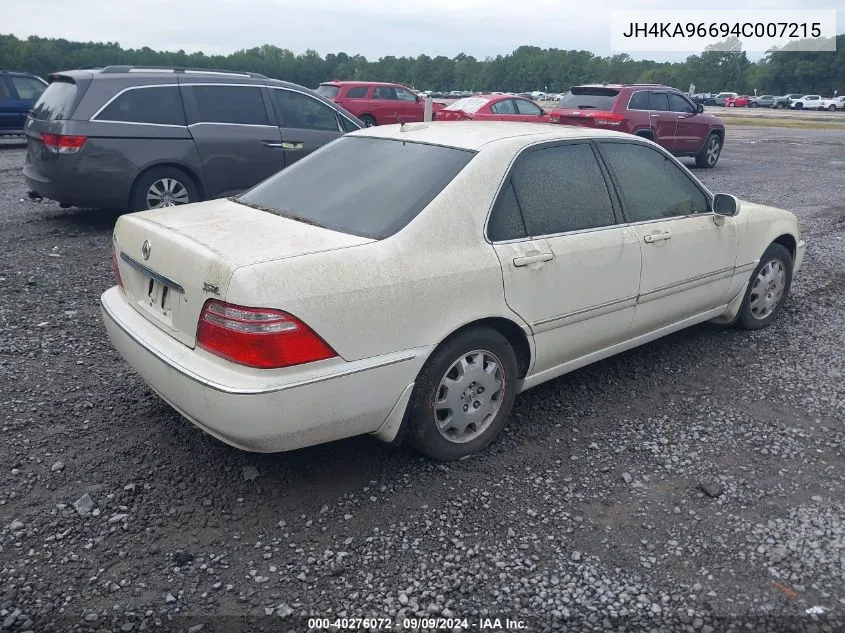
[112,197,375,347]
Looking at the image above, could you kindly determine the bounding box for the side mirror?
[696,103,704,113]
[713,193,739,216]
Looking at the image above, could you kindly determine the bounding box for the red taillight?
[41,133,87,154]
[196,300,337,369]
[112,249,123,288]
[588,111,625,125]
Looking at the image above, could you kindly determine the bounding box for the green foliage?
[1,33,843,95]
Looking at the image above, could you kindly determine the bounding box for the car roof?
[572,83,677,90]
[322,80,407,87]
[351,121,632,151]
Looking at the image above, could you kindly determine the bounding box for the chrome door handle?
[262,141,283,148]
[650,114,660,118]
[513,252,554,267]
[643,232,671,243]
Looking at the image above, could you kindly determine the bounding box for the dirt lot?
[0,126,843,633]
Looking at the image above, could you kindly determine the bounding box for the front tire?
[131,166,199,211]
[695,133,722,168]
[737,244,793,330]
[359,114,377,127]
[405,327,519,461]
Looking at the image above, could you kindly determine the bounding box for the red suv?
[316,81,444,127]
[549,84,726,168]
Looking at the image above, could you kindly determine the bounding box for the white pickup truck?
[789,94,823,110]
[820,96,845,111]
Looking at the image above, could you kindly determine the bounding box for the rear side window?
[94,86,186,125]
[488,182,527,242]
[238,136,475,239]
[269,89,339,132]
[30,80,78,121]
[190,85,268,125]
[510,143,616,236]
[346,86,368,98]
[628,91,649,110]
[556,87,619,110]
[10,76,46,100]
[649,92,671,111]
[315,85,340,99]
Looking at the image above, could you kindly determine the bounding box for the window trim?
[484,139,624,244]
[89,83,187,127]
[592,138,715,225]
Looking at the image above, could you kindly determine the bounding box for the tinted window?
[346,86,368,98]
[238,137,475,239]
[10,76,45,100]
[30,80,77,120]
[269,89,339,132]
[339,115,361,132]
[372,86,397,100]
[649,92,671,111]
[491,99,517,115]
[515,99,542,115]
[669,93,694,113]
[0,80,10,101]
[556,87,619,110]
[488,181,527,241]
[95,86,186,125]
[510,143,616,236]
[315,85,340,99]
[190,85,268,125]
[628,91,649,110]
[395,87,417,102]
[598,142,710,222]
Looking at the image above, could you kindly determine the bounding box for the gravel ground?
[0,128,843,633]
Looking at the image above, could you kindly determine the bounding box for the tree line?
[1,33,843,95]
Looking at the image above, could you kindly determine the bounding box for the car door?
[393,86,424,122]
[266,87,347,167]
[669,92,708,154]
[596,140,739,335]
[370,86,403,124]
[513,98,548,122]
[0,77,16,132]
[181,83,284,197]
[488,141,642,374]
[647,91,677,152]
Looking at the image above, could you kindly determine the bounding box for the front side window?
[669,93,695,113]
[269,89,339,132]
[372,86,397,100]
[598,142,710,222]
[509,143,617,236]
[190,85,268,125]
[95,86,186,126]
[395,87,417,102]
[238,137,475,239]
[514,99,543,115]
[10,76,46,100]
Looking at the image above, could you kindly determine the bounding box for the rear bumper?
[100,286,427,452]
[25,162,130,209]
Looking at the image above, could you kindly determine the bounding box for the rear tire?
[405,327,519,461]
[737,244,793,331]
[359,114,377,127]
[695,133,722,168]
[828,105,836,111]
[131,166,199,211]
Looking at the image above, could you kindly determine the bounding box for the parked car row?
[691,90,843,111]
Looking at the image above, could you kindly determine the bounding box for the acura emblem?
[141,240,151,260]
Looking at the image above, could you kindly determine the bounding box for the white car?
[820,96,845,111]
[101,122,805,461]
[790,94,823,109]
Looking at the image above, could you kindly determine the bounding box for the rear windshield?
[315,85,340,99]
[555,87,619,110]
[30,79,78,121]
[237,136,476,239]
[445,97,489,113]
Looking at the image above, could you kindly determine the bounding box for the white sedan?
[101,122,805,461]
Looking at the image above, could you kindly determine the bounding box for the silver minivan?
[23,66,363,211]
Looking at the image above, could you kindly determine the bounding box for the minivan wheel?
[405,327,519,461]
[359,114,377,127]
[695,133,722,168]
[131,167,199,211]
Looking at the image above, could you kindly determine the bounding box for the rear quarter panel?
[225,142,530,362]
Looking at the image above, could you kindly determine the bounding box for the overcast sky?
[5,0,844,61]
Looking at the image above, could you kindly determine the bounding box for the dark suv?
[23,66,363,211]
[549,84,726,168]
[1,71,48,136]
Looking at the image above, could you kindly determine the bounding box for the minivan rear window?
[30,79,78,121]
[316,85,340,99]
[555,87,619,110]
[237,136,476,239]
